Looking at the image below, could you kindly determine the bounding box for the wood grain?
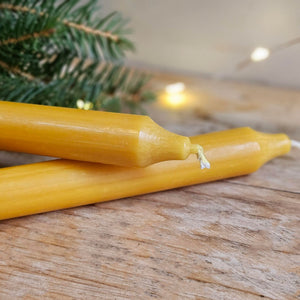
[0,73,299,299]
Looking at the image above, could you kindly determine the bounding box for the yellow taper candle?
[0,100,207,167]
[0,127,291,220]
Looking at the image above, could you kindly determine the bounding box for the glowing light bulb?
[76,99,85,109]
[163,82,187,108]
[83,101,93,110]
[165,93,186,107]
[250,47,270,62]
[165,82,185,94]
[77,99,93,110]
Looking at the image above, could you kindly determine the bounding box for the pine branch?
[0,1,133,60]
[0,61,154,112]
[0,0,155,113]
[63,21,119,42]
[0,29,55,46]
[0,3,39,15]
[0,60,35,80]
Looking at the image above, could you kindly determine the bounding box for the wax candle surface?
[0,127,290,220]
[0,101,200,167]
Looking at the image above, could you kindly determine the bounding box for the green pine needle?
[0,0,156,113]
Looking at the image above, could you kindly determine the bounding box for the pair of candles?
[0,100,291,220]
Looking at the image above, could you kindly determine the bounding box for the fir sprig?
[0,0,155,113]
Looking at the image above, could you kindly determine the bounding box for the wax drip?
[291,140,300,150]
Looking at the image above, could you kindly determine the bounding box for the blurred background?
[101,0,300,88]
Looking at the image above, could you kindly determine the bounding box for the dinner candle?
[0,127,290,220]
[0,100,206,167]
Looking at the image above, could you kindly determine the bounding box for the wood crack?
[225,180,300,195]
[186,276,275,299]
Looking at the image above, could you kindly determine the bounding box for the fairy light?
[163,82,187,107]
[76,99,85,109]
[250,47,270,62]
[83,101,93,110]
[165,82,185,94]
[237,46,271,70]
[76,99,93,110]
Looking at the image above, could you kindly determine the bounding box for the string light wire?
[291,140,300,150]
[236,36,300,71]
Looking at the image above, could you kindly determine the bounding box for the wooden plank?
[0,181,298,299]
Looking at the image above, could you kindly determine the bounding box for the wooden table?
[0,74,299,299]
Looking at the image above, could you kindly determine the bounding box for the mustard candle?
[0,101,206,167]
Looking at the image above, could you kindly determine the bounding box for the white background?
[101,0,300,88]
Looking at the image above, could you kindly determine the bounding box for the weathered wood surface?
[0,74,299,299]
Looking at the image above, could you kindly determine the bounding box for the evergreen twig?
[0,0,155,113]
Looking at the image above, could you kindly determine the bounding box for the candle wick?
[194,145,211,169]
[291,140,300,150]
